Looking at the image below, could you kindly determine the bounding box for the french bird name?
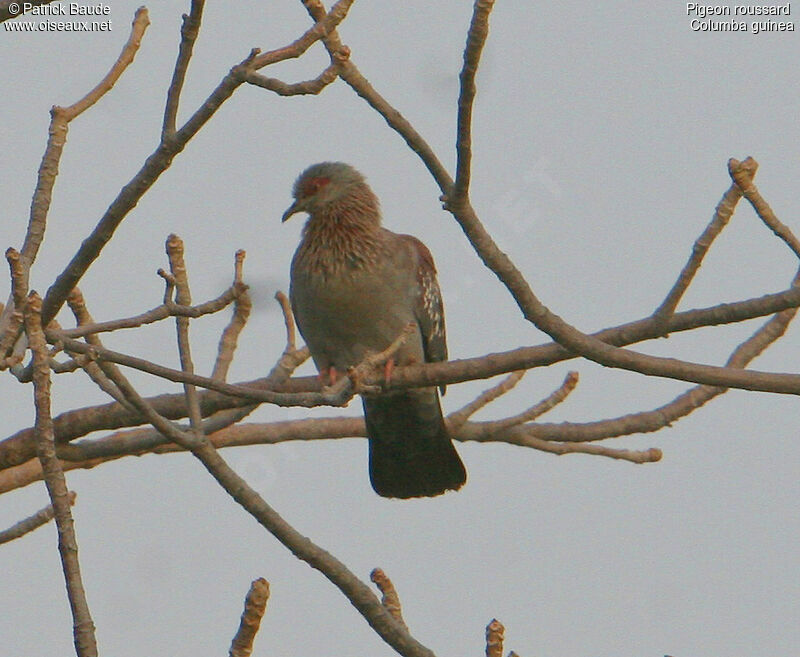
[686,3,794,32]
[22,3,111,15]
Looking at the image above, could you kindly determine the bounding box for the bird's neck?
[298,187,385,275]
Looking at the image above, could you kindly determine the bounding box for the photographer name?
[23,3,110,15]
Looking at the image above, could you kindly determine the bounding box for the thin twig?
[301,0,452,191]
[0,491,76,545]
[59,8,150,121]
[229,578,270,657]
[58,285,239,339]
[1,249,27,366]
[470,430,663,463]
[213,250,251,382]
[24,293,97,657]
[486,371,578,433]
[65,288,134,410]
[454,0,496,201]
[245,58,345,96]
[486,618,504,657]
[163,0,205,140]
[166,234,204,435]
[370,568,407,629]
[447,371,526,430]
[653,165,753,320]
[275,290,297,353]
[729,157,800,259]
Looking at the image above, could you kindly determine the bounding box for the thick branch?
[2,285,799,472]
[25,293,97,657]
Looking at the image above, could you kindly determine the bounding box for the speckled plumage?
[283,162,466,498]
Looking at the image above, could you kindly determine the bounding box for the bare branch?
[59,8,150,121]
[166,234,204,435]
[48,331,354,407]
[20,294,787,486]
[0,7,149,364]
[275,290,297,353]
[163,0,205,139]
[2,280,799,475]
[58,285,239,339]
[300,0,452,191]
[65,288,135,410]
[1,248,26,365]
[251,0,355,70]
[370,568,407,629]
[486,618,504,657]
[484,371,578,434]
[24,293,97,657]
[0,414,360,495]
[229,578,270,657]
[729,157,800,259]
[37,1,353,333]
[302,2,800,403]
[0,491,76,545]
[213,251,251,382]
[479,292,798,446]
[463,425,663,464]
[455,0,496,200]
[448,371,526,429]
[654,165,752,320]
[245,58,345,96]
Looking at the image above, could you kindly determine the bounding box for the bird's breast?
[290,250,423,371]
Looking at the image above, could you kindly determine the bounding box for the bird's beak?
[281,199,302,223]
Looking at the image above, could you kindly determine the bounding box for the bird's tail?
[363,389,467,499]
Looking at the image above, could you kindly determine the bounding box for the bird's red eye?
[302,176,330,198]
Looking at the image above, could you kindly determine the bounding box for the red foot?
[383,358,395,387]
[318,366,338,386]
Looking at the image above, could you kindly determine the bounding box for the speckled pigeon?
[282,162,467,498]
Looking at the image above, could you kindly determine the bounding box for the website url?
[4,19,111,32]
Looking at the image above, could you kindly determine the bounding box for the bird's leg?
[383,357,395,388]
[318,366,338,387]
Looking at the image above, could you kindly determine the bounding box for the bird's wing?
[399,234,447,364]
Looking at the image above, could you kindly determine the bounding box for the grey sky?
[1,2,799,656]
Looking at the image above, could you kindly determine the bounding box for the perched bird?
[282,162,467,498]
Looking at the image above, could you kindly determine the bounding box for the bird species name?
[686,2,791,16]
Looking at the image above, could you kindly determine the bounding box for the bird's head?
[281,162,368,222]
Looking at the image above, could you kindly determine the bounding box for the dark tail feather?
[363,389,467,499]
